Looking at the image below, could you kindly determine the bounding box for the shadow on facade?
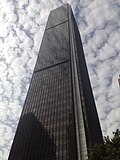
[8,113,56,160]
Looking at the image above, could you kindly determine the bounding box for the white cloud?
[78,0,120,137]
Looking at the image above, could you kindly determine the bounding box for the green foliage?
[88,129,120,160]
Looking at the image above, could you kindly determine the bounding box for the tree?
[89,129,120,160]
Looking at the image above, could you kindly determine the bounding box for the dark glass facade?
[8,4,103,160]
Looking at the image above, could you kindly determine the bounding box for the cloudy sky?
[0,0,120,159]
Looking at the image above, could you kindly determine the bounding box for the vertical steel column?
[68,4,88,160]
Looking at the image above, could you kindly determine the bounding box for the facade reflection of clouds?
[0,0,120,159]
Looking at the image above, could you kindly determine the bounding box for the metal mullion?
[29,77,40,158]
[49,67,56,159]
[30,76,38,114]
[61,66,65,159]
[44,79,50,158]
[37,76,44,121]
[16,79,38,159]
[44,72,52,159]
[50,68,57,158]
[38,73,46,123]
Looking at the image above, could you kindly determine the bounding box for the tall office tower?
[8,4,103,160]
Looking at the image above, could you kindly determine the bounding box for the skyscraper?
[8,4,103,160]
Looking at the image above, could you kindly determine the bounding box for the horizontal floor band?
[34,59,70,74]
[45,20,68,30]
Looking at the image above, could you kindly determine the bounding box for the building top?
[46,4,68,29]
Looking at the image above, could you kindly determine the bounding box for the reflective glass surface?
[9,62,76,160]
[46,4,68,29]
[35,22,69,72]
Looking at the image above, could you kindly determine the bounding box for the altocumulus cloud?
[0,0,120,159]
